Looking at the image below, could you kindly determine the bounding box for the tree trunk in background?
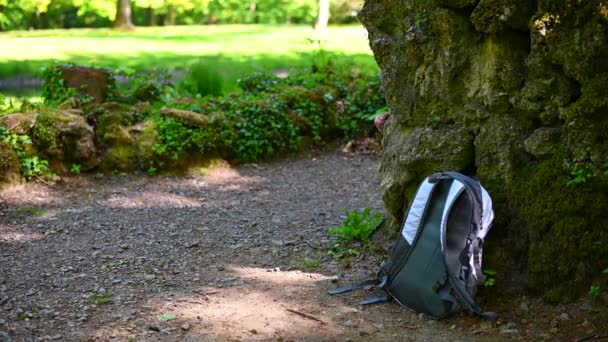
[34,9,42,29]
[114,0,134,29]
[314,0,329,35]
[167,5,176,26]
[148,7,157,26]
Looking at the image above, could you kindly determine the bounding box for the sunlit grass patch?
[0,24,377,89]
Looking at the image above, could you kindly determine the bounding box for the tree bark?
[314,0,330,35]
[114,0,134,29]
[167,4,176,26]
[148,7,156,26]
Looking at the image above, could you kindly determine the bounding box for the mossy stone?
[361,0,608,300]
[33,110,100,172]
[0,140,22,189]
[0,113,38,134]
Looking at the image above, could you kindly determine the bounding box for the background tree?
[135,0,163,25]
[314,0,329,35]
[0,0,52,30]
[114,0,134,28]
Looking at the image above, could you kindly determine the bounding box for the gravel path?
[0,147,594,341]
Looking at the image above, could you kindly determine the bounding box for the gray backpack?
[329,172,496,320]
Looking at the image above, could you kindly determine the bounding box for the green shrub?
[221,93,301,162]
[237,71,284,93]
[153,116,209,160]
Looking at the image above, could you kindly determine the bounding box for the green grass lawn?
[0,24,378,95]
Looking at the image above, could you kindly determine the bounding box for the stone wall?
[359,0,608,301]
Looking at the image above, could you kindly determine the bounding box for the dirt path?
[0,148,599,341]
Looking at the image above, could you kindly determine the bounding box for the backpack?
[328,172,496,320]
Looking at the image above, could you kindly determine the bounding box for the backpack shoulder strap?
[327,278,379,295]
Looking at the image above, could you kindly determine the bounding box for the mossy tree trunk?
[359,0,608,302]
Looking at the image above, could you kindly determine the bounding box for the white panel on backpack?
[402,179,436,244]
[478,186,494,240]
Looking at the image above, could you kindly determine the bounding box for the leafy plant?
[589,285,600,296]
[21,157,50,180]
[567,165,593,186]
[70,164,82,175]
[304,258,320,269]
[157,313,177,322]
[327,242,361,266]
[589,267,608,297]
[237,70,284,93]
[152,115,217,161]
[147,167,158,176]
[483,269,497,287]
[17,207,45,216]
[0,126,52,180]
[307,38,329,74]
[0,93,16,114]
[41,63,77,105]
[88,290,112,305]
[224,94,301,162]
[329,208,383,243]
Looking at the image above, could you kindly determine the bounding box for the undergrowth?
[0,126,51,179]
[327,208,384,265]
[1,61,386,177]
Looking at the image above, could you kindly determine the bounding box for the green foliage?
[116,67,167,102]
[41,64,77,105]
[153,115,216,160]
[222,94,301,162]
[567,164,593,186]
[303,258,320,269]
[70,164,82,175]
[326,208,383,265]
[21,156,51,180]
[0,0,325,30]
[329,208,383,243]
[147,167,158,176]
[87,290,112,305]
[338,77,386,139]
[0,93,17,114]
[17,207,45,216]
[0,125,51,179]
[5,61,386,177]
[589,267,608,297]
[157,313,177,322]
[327,242,361,265]
[180,60,224,97]
[237,71,283,93]
[483,269,496,287]
[589,285,600,296]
